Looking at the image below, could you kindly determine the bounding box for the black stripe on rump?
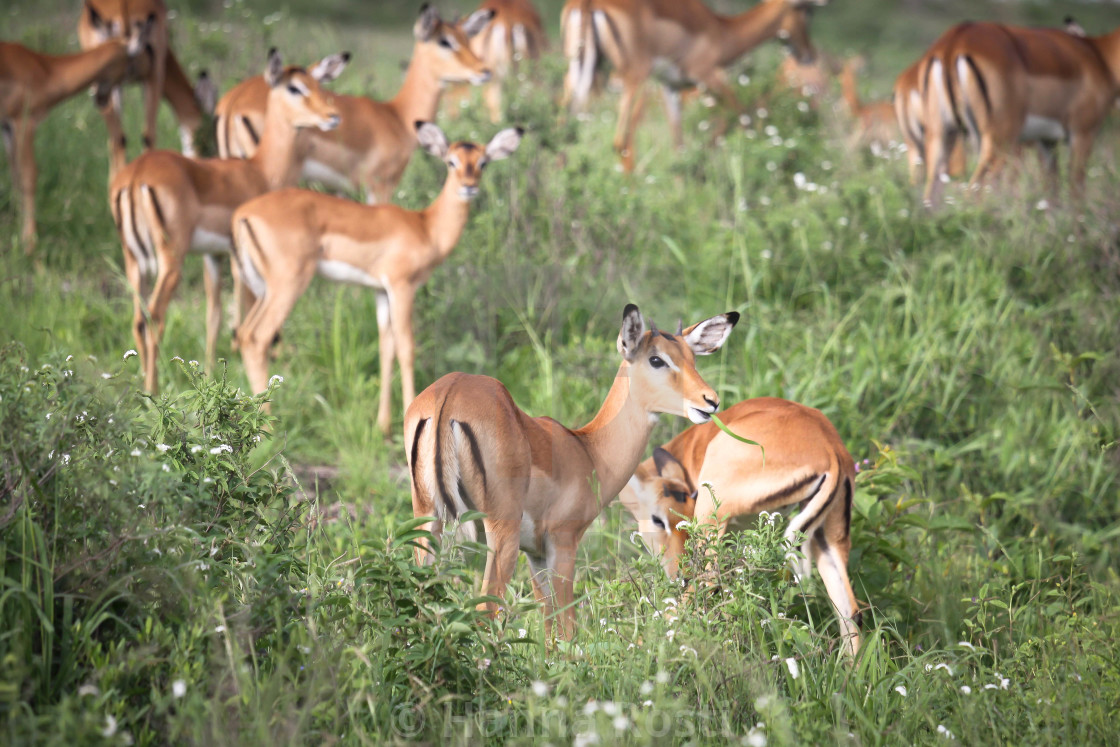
[409,417,428,490]
[126,188,148,262]
[792,474,833,532]
[760,472,824,512]
[843,478,853,540]
[434,403,455,519]
[240,115,260,146]
[454,420,487,509]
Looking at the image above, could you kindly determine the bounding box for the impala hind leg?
[202,255,223,374]
[809,511,861,655]
[613,80,648,173]
[237,270,314,395]
[12,120,38,252]
[478,518,520,618]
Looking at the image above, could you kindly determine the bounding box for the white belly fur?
[519,513,538,553]
[1021,115,1066,142]
[302,159,354,193]
[190,227,231,254]
[316,259,385,288]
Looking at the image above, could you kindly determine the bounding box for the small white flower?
[984,684,999,690]
[666,629,677,642]
[1036,199,1050,211]
[895,685,908,697]
[171,356,183,363]
[209,444,233,455]
[123,350,138,360]
[78,684,100,697]
[960,685,971,695]
[745,728,767,747]
[656,670,669,684]
[531,680,548,697]
[102,373,112,379]
[156,443,171,452]
[583,700,599,716]
[172,680,186,698]
[573,731,599,747]
[269,375,284,386]
[642,699,653,707]
[518,628,528,638]
[45,413,51,420]
[754,695,772,711]
[188,360,199,367]
[601,701,619,716]
[937,724,955,740]
[102,715,118,737]
[793,172,807,189]
[679,645,697,656]
[214,625,226,633]
[130,448,142,457]
[162,464,170,472]
[639,680,653,696]
[191,445,203,453]
[663,597,677,608]
[612,715,630,731]
[785,658,800,680]
[60,454,70,465]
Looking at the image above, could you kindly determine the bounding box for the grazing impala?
[109,50,340,395]
[78,0,212,175]
[893,56,965,186]
[214,4,493,203]
[839,56,898,149]
[407,306,739,638]
[231,123,523,433]
[1,21,152,252]
[918,20,1120,205]
[620,397,861,655]
[451,0,546,122]
[561,0,826,172]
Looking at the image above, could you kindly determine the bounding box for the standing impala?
[620,397,861,655]
[214,4,493,203]
[1,21,152,252]
[561,0,826,172]
[78,0,212,175]
[450,0,546,123]
[109,50,340,395]
[918,20,1120,205]
[232,123,522,433]
[407,305,739,638]
[839,56,898,150]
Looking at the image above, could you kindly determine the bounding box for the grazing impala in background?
[918,20,1120,205]
[561,0,827,172]
[839,56,898,149]
[78,0,213,175]
[450,0,546,122]
[1,20,152,252]
[620,397,861,655]
[109,50,340,395]
[231,123,523,434]
[214,4,493,203]
[406,305,739,638]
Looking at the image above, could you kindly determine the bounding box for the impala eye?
[649,355,667,369]
[652,516,667,530]
[439,37,453,49]
[287,84,303,96]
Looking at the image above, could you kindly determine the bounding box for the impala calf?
[110,50,340,394]
[79,0,212,175]
[407,305,739,638]
[839,56,898,149]
[448,0,546,122]
[232,123,522,433]
[1,21,152,252]
[620,397,861,655]
[919,20,1120,205]
[214,4,493,203]
[561,0,826,172]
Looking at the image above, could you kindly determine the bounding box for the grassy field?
[3,0,1120,744]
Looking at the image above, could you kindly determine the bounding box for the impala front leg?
[100,88,128,178]
[375,291,397,438]
[142,53,167,152]
[202,255,222,374]
[385,284,417,435]
[13,120,38,252]
[614,79,647,173]
[480,517,521,617]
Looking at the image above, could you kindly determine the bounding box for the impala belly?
[1020,115,1066,142]
[190,227,232,254]
[316,259,386,288]
[651,57,691,90]
[302,158,353,192]
[519,513,538,553]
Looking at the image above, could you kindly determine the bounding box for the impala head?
[84,1,155,46]
[415,122,523,200]
[620,448,697,577]
[85,6,157,105]
[616,304,739,424]
[413,4,494,85]
[777,0,826,65]
[1063,16,1087,38]
[263,49,342,132]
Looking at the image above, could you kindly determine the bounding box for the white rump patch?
[519,513,538,553]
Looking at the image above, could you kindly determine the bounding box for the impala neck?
[1091,27,1120,91]
[40,43,127,110]
[247,111,306,189]
[717,1,789,67]
[840,68,860,113]
[574,360,660,508]
[389,48,445,130]
[422,175,472,256]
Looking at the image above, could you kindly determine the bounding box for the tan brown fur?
[406,306,738,638]
[619,397,860,655]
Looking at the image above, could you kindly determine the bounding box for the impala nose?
[322,114,341,131]
[474,69,492,84]
[704,395,720,412]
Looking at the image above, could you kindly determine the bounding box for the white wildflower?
[639,680,653,696]
[601,701,619,717]
[531,680,548,697]
[214,625,226,633]
[78,684,100,697]
[102,715,118,737]
[191,445,203,453]
[960,685,971,695]
[130,448,142,457]
[937,724,955,740]
[745,727,767,747]
[666,629,677,642]
[156,443,171,452]
[269,374,284,386]
[209,444,233,455]
[172,680,186,698]
[583,700,599,716]
[123,350,137,360]
[518,628,527,638]
[895,685,908,697]
[574,731,599,747]
[102,373,112,379]
[679,645,697,656]
[612,715,630,731]
[785,658,800,679]
[642,699,653,707]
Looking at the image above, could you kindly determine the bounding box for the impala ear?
[617,303,646,361]
[460,8,496,38]
[87,2,104,31]
[683,311,739,355]
[265,48,284,87]
[414,3,440,41]
[484,127,524,161]
[415,121,449,158]
[310,51,351,83]
[194,71,218,116]
[652,448,689,484]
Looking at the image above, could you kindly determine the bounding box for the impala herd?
[3,0,1118,655]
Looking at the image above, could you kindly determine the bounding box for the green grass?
[3,1,1120,744]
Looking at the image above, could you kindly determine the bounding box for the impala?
[78,0,212,175]
[561,0,826,172]
[777,52,836,101]
[619,397,861,655]
[839,56,898,149]
[892,56,964,186]
[109,49,340,395]
[231,122,523,433]
[406,306,739,638]
[214,4,493,203]
[449,0,546,122]
[918,20,1120,205]
[1,21,152,252]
